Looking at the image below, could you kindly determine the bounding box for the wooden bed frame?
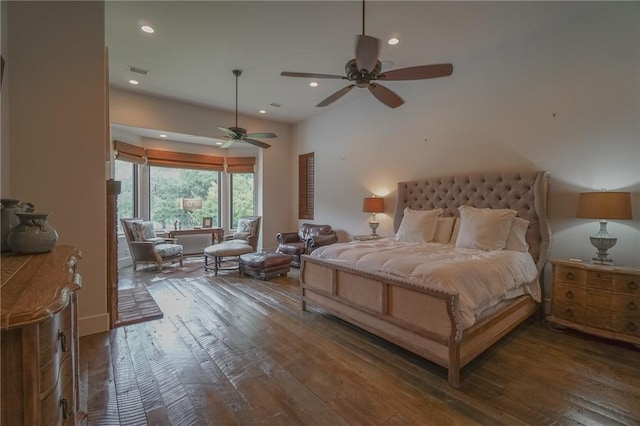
[300,171,551,387]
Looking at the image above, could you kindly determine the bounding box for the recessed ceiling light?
[159,134,167,138]
[310,82,318,87]
[141,25,155,34]
[128,79,139,85]
[388,37,400,46]
[259,110,266,114]
[216,141,223,146]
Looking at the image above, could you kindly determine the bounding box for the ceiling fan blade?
[355,35,380,72]
[379,63,454,81]
[316,84,356,107]
[217,126,238,138]
[221,138,235,148]
[368,83,404,108]
[246,132,277,139]
[244,138,271,149]
[281,71,345,80]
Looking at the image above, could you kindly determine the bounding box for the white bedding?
[309,238,541,328]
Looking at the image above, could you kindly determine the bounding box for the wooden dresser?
[1,245,85,425]
[548,258,640,346]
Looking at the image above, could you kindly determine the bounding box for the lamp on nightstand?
[363,196,385,238]
[576,191,632,265]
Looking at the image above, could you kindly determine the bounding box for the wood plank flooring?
[82,261,640,425]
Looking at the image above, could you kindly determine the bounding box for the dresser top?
[1,245,81,330]
[551,258,640,274]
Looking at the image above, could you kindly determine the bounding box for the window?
[230,173,255,228]
[299,152,314,219]
[149,166,220,229]
[115,160,137,233]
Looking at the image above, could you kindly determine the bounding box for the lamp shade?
[181,198,203,211]
[363,197,385,213]
[576,192,632,220]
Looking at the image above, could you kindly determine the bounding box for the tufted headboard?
[394,171,552,272]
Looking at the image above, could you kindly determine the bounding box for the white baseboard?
[79,313,110,337]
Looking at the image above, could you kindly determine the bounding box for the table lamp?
[363,196,385,238]
[576,191,632,265]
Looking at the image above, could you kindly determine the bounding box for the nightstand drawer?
[612,314,640,336]
[552,302,585,323]
[553,283,585,305]
[586,271,613,290]
[554,266,586,285]
[612,275,640,295]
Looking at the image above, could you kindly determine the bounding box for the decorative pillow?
[395,208,443,242]
[132,221,158,241]
[449,218,461,245]
[433,217,455,243]
[455,206,517,251]
[237,218,258,235]
[505,217,530,252]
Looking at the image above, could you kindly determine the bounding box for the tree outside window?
[230,173,255,228]
[149,167,220,229]
[115,159,136,233]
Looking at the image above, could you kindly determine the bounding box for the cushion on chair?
[237,218,259,235]
[155,243,183,258]
[132,221,160,242]
[277,241,306,256]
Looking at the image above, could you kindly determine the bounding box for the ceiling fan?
[280,1,453,109]
[217,69,277,149]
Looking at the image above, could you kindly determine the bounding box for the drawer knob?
[565,309,574,318]
[628,302,638,312]
[60,398,70,420]
[58,330,68,353]
[626,322,637,332]
[566,272,575,280]
[629,281,638,290]
[565,290,574,299]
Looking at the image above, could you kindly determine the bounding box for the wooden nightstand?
[548,258,640,346]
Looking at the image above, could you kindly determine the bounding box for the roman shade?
[146,149,224,171]
[226,157,255,173]
[114,140,145,164]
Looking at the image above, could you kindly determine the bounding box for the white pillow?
[433,217,455,243]
[395,208,443,242]
[449,218,461,245]
[455,206,517,251]
[505,217,530,252]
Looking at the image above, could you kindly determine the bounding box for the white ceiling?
[106,1,596,130]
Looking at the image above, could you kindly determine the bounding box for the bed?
[299,171,551,387]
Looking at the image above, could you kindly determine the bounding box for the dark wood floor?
[81,260,640,425]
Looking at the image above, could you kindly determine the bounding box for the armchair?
[224,216,261,251]
[276,223,338,267]
[121,218,184,271]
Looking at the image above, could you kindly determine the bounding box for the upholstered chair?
[121,218,184,271]
[276,223,338,267]
[224,216,261,251]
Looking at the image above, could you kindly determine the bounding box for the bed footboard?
[300,255,538,387]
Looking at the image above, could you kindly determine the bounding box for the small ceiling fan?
[280,0,453,109]
[217,69,277,149]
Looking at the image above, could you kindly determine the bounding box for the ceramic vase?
[7,212,59,254]
[1,199,35,251]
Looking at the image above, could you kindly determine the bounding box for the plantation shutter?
[113,140,145,164]
[146,149,224,171]
[299,152,314,220]
[226,157,256,173]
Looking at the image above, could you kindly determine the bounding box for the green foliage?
[230,173,255,227]
[150,167,220,229]
[115,160,135,233]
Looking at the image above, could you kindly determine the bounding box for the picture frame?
[202,217,213,228]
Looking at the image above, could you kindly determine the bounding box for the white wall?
[5,2,108,335]
[292,3,640,298]
[109,89,293,251]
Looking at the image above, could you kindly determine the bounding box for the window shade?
[226,157,256,173]
[146,149,224,171]
[299,153,314,219]
[113,140,145,164]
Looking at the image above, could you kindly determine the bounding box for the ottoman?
[204,242,254,276]
[239,252,291,280]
